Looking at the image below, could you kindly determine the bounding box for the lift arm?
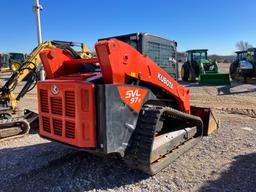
[95,39,190,113]
[39,39,190,113]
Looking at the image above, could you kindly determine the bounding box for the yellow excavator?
[0,40,92,140]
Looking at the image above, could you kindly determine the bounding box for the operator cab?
[184,49,211,80]
[186,49,208,62]
[246,48,256,62]
[235,50,248,61]
[0,54,10,70]
[99,33,178,80]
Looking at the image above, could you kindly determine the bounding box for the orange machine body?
[95,39,190,113]
[38,79,96,148]
[38,39,190,149]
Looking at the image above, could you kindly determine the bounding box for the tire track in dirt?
[189,84,256,118]
[218,108,256,118]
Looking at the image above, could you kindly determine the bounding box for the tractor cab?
[181,49,230,85]
[0,54,11,71]
[0,53,25,71]
[246,48,256,62]
[235,48,256,63]
[9,52,26,71]
[186,49,208,62]
[235,50,248,61]
[182,49,217,81]
[185,49,214,78]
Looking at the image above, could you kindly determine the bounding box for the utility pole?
[33,0,43,45]
[33,0,45,80]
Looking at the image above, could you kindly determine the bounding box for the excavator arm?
[0,41,53,110]
[0,41,92,110]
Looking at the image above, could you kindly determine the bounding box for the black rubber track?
[124,104,203,175]
[0,115,30,141]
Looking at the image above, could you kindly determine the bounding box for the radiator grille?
[65,121,75,138]
[40,88,77,141]
[42,116,51,133]
[40,90,49,113]
[65,91,75,117]
[50,97,63,115]
[53,119,62,136]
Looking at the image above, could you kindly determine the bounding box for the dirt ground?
[0,64,256,192]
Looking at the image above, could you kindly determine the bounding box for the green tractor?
[181,49,230,85]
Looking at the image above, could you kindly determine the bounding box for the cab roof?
[235,50,247,54]
[247,48,256,52]
[186,49,208,53]
[235,48,256,54]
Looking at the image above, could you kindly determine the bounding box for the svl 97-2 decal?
[118,86,148,113]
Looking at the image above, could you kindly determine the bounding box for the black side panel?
[96,84,156,156]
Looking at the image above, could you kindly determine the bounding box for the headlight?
[239,60,253,69]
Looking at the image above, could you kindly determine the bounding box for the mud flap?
[191,106,219,136]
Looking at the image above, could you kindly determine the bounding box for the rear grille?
[42,116,51,133]
[51,97,63,115]
[65,91,75,117]
[40,88,77,140]
[53,119,62,136]
[40,90,49,112]
[65,121,75,138]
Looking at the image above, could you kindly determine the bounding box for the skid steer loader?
[181,49,230,85]
[37,38,218,175]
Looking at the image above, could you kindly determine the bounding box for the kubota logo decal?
[158,73,173,89]
[51,84,59,95]
[118,86,148,113]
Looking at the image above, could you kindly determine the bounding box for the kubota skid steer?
[38,39,218,175]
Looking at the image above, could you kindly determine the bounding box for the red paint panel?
[38,80,96,148]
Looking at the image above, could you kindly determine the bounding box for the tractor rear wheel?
[230,62,248,83]
[229,63,237,80]
[188,69,196,82]
[181,64,189,81]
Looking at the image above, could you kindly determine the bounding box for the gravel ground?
[0,70,256,192]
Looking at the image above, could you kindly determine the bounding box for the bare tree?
[236,41,253,51]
